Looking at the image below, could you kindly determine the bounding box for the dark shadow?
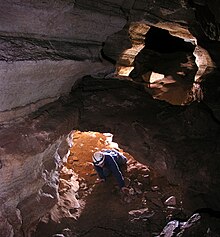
[145,26,195,53]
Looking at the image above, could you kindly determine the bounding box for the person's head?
[92,151,105,167]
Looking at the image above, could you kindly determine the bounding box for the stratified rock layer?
[0,60,113,122]
[1,0,220,121]
[0,0,125,122]
[0,0,220,236]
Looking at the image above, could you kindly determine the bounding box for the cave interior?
[0,1,220,237]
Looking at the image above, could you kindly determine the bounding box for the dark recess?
[145,27,195,53]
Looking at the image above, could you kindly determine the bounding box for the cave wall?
[0,100,80,236]
[0,136,64,236]
[0,0,127,122]
[0,60,113,123]
[1,0,220,122]
[1,77,219,236]
[0,0,220,236]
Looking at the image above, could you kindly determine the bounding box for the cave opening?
[116,24,208,105]
[131,26,199,106]
[144,26,195,54]
[34,130,183,237]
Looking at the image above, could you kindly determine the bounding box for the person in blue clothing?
[92,149,129,193]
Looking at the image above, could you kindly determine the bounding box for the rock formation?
[0,0,220,236]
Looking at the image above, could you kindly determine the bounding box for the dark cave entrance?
[144,26,195,54]
[116,24,204,105]
[130,26,198,105]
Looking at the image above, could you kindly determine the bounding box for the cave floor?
[36,131,183,237]
[29,76,220,236]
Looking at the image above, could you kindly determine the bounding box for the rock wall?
[1,0,220,122]
[1,76,219,236]
[0,60,113,123]
[0,139,62,236]
[0,0,220,236]
[0,0,126,122]
[0,98,80,236]
[0,0,124,235]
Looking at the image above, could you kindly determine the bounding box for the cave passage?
[144,27,195,54]
[140,27,198,106]
[35,130,183,237]
[116,24,199,106]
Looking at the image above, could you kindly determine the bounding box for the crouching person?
[92,149,129,193]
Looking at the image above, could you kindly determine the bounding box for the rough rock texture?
[101,0,220,107]
[158,212,220,236]
[0,76,220,236]
[0,0,220,116]
[189,0,220,67]
[103,0,197,68]
[0,60,113,122]
[0,1,125,41]
[77,77,220,208]
[1,0,220,236]
[124,27,198,105]
[0,0,126,122]
[0,128,74,236]
[1,0,220,119]
[0,93,81,236]
[100,0,217,106]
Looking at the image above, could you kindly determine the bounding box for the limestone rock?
[129,207,155,221]
[0,60,114,122]
[164,196,177,206]
[0,113,77,235]
[159,209,220,236]
[0,1,220,236]
[0,0,126,123]
[0,1,126,42]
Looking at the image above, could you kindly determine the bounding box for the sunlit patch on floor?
[65,130,134,200]
[36,131,183,237]
[57,131,182,236]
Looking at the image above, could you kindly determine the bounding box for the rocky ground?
[33,76,220,237]
[1,76,219,236]
[35,127,220,237]
[35,131,184,237]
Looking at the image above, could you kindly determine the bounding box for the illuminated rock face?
[1,77,219,236]
[1,0,220,121]
[0,104,79,236]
